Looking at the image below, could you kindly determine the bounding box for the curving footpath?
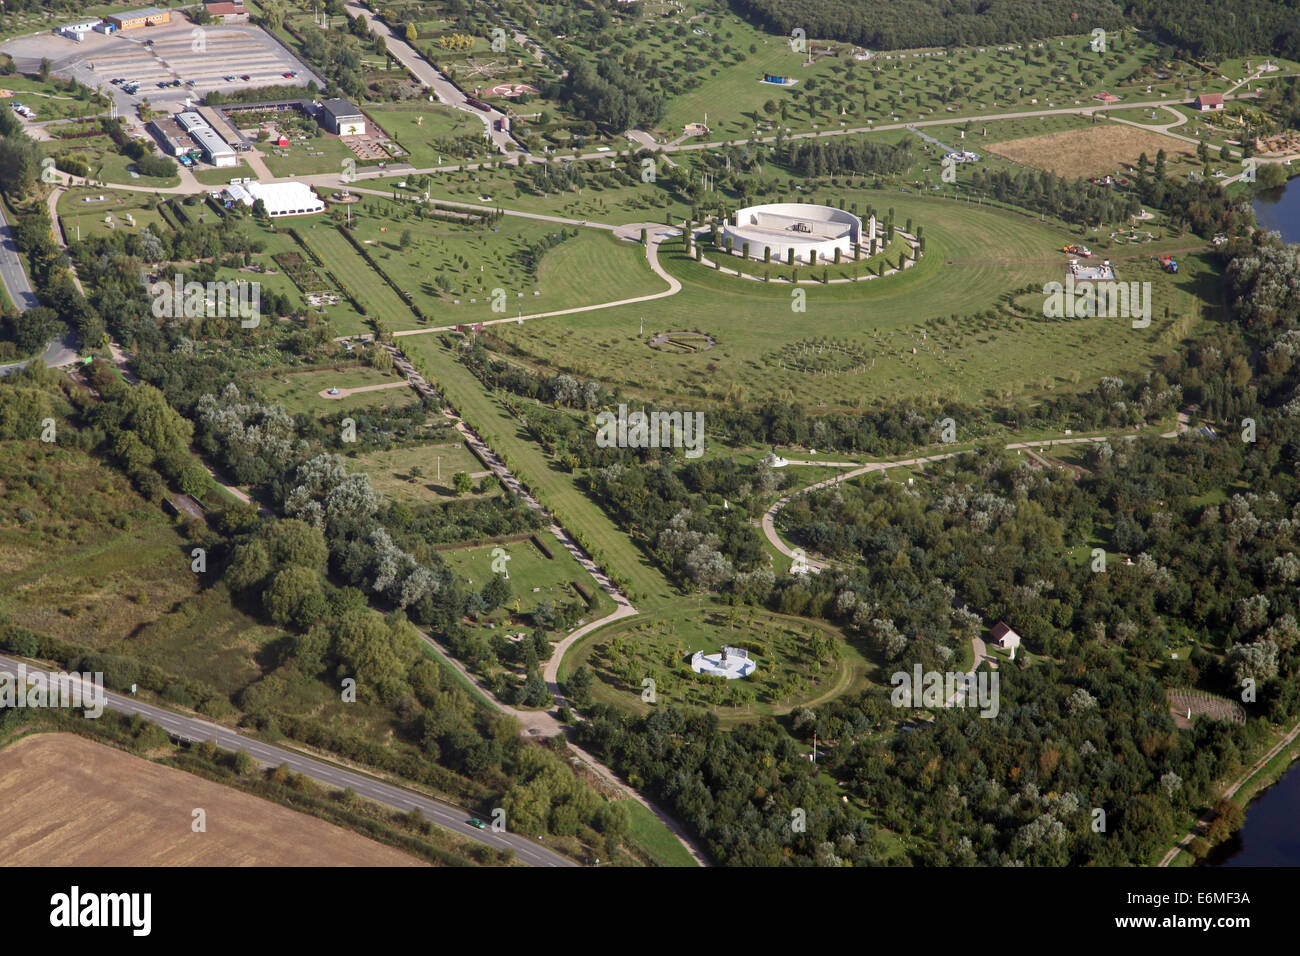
[389,221,683,337]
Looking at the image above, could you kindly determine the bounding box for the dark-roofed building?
[319,98,366,135]
[203,0,249,23]
[148,116,192,156]
[989,621,1022,658]
[1194,93,1225,111]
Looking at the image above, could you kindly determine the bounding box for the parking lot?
[2,19,322,125]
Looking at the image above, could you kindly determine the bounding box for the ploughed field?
[0,734,426,866]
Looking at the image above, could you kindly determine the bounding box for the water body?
[1202,753,1300,866]
[1252,180,1300,241]
[1195,186,1300,866]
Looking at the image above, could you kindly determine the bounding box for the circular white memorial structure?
[722,202,872,264]
[690,646,756,679]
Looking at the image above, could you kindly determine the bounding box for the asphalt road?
[0,654,576,867]
[0,198,39,313]
[345,1,518,153]
[0,201,78,377]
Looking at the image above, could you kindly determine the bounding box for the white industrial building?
[56,19,102,40]
[227,181,325,218]
[176,110,237,167]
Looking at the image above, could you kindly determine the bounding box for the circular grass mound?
[568,606,870,719]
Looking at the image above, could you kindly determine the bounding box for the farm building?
[203,0,249,23]
[319,98,366,135]
[1193,93,1225,111]
[990,622,1022,657]
[106,7,172,30]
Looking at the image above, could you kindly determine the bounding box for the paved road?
[0,198,40,313]
[0,199,78,377]
[345,1,517,154]
[0,653,575,867]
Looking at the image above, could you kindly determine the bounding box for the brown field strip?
[0,734,427,866]
[987,124,1196,179]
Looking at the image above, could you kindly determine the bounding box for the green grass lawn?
[563,603,873,722]
[259,135,357,178]
[95,152,181,188]
[44,134,179,188]
[487,189,1216,410]
[340,197,664,324]
[225,219,374,336]
[56,186,169,240]
[400,337,677,606]
[364,103,494,167]
[617,799,699,867]
[375,162,694,225]
[348,440,495,502]
[191,161,256,187]
[244,364,415,416]
[440,532,606,615]
[297,222,424,330]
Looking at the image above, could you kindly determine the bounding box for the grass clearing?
[337,195,663,324]
[401,337,677,606]
[56,186,168,240]
[618,799,699,867]
[489,190,1215,410]
[349,440,496,502]
[440,532,604,615]
[297,223,423,330]
[564,603,873,722]
[245,364,415,416]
